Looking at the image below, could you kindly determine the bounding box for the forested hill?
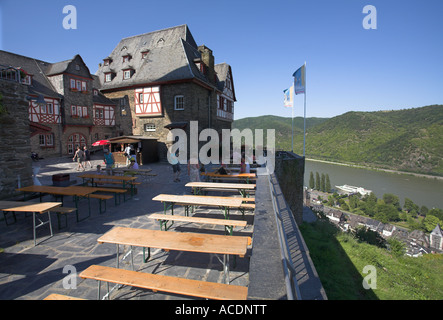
[233,105,443,176]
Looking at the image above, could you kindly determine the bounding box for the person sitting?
[129,158,139,169]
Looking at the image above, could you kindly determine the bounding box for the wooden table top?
[0,200,39,210]
[17,185,96,196]
[152,194,243,208]
[202,172,256,178]
[1,202,62,213]
[78,173,136,181]
[97,226,250,257]
[185,182,256,189]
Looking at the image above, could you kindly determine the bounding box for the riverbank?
[306,158,443,181]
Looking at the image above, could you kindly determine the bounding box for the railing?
[267,169,302,300]
[0,65,22,83]
[216,108,233,121]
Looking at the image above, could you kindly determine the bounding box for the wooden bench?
[44,293,85,300]
[79,264,248,300]
[89,194,114,214]
[149,213,247,234]
[49,206,83,229]
[94,187,129,204]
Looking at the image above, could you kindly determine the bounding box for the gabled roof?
[0,50,62,99]
[95,25,232,93]
[431,224,443,236]
[215,62,236,101]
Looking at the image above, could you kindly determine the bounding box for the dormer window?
[141,50,150,59]
[123,68,134,80]
[122,54,132,63]
[22,74,32,85]
[105,73,112,82]
[103,58,112,66]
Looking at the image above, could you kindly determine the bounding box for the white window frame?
[144,123,156,132]
[174,95,184,110]
[123,70,131,80]
[105,73,112,82]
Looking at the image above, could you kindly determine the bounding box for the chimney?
[198,45,215,85]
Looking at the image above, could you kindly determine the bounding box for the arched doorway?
[68,133,87,155]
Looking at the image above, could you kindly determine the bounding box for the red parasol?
[92,140,110,146]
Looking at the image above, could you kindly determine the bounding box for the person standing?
[167,145,181,182]
[124,144,131,166]
[103,149,115,175]
[73,146,85,171]
[83,146,92,169]
[188,158,200,182]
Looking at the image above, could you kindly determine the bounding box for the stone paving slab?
[0,156,253,300]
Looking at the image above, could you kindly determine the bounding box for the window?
[22,75,32,85]
[105,73,112,82]
[67,133,86,154]
[39,134,54,147]
[82,81,87,92]
[174,95,184,110]
[71,105,88,118]
[144,123,156,132]
[75,64,80,71]
[76,80,81,91]
[40,104,46,114]
[47,103,53,114]
[123,70,131,80]
[141,51,149,59]
[139,93,144,103]
[123,55,130,63]
[93,89,98,95]
[70,79,76,89]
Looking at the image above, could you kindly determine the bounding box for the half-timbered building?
[0,50,122,158]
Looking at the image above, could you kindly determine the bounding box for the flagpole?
[292,85,295,152]
[303,61,306,157]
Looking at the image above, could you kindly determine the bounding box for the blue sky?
[1,0,442,120]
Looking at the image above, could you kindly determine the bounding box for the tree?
[423,215,442,232]
[349,195,359,210]
[383,193,401,211]
[325,174,331,193]
[420,205,429,217]
[315,172,320,191]
[309,172,315,189]
[387,238,405,257]
[321,173,326,192]
[428,208,443,221]
[404,198,419,217]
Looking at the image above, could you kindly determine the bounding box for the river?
[304,159,443,210]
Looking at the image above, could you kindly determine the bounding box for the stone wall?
[274,151,305,226]
[104,81,232,161]
[0,79,33,199]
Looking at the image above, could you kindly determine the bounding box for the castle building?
[95,24,236,159]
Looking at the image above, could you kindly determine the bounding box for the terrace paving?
[0,155,252,300]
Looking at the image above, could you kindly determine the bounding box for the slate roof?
[95,24,231,92]
[0,50,62,99]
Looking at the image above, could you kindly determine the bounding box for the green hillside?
[232,115,328,151]
[233,105,443,176]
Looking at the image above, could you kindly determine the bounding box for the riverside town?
[0,0,442,306]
